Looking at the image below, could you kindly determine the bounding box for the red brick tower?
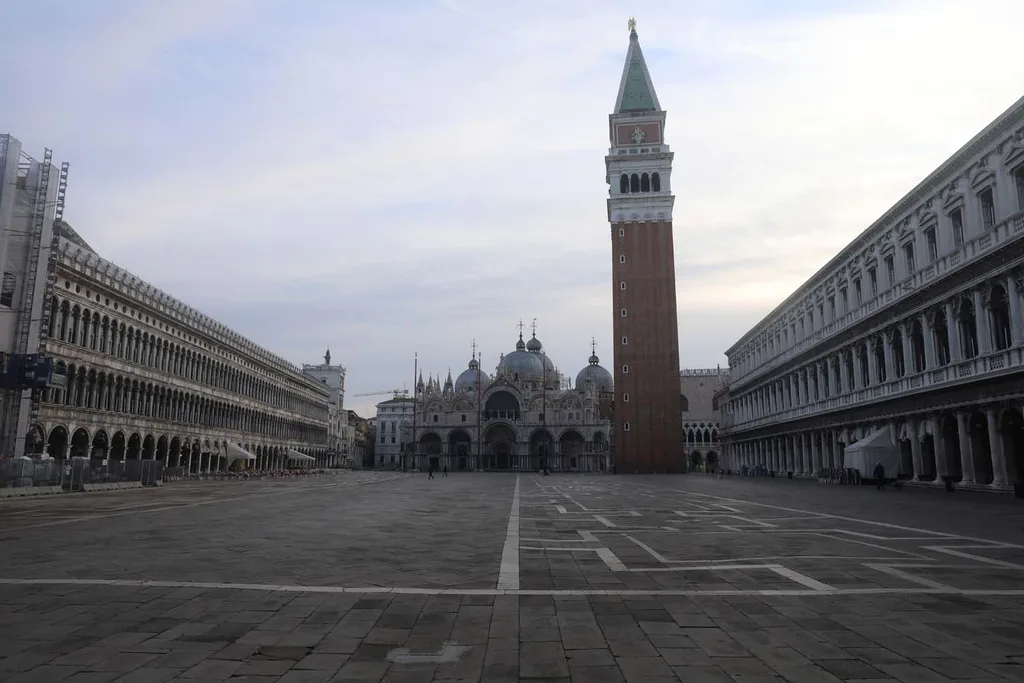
[607,20,684,473]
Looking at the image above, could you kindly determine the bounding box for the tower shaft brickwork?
[606,25,684,473]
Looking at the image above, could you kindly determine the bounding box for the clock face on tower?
[630,126,647,144]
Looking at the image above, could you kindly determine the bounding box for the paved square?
[2,472,1024,682]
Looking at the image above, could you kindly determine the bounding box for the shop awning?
[287,449,316,463]
[224,441,257,464]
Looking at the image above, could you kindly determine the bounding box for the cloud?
[3,0,1024,418]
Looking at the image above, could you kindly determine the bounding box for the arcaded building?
[719,96,1024,490]
[37,227,331,471]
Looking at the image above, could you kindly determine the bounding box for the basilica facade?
[406,330,614,472]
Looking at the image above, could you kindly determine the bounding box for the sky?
[3,0,1024,419]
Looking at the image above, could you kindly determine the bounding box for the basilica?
[407,328,614,472]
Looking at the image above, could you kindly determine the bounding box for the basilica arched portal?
[448,430,472,470]
[484,391,520,421]
[530,429,554,471]
[485,424,517,470]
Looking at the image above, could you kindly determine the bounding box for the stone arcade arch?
[689,451,704,469]
[485,423,517,470]
[47,425,69,459]
[1000,408,1024,485]
[91,430,109,460]
[156,435,168,463]
[111,431,127,461]
[70,428,90,459]
[558,430,585,471]
[706,451,719,470]
[968,411,994,485]
[142,434,156,460]
[169,437,181,467]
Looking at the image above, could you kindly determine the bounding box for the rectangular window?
[979,188,995,230]
[951,208,964,247]
[828,296,835,320]
[817,304,823,325]
[868,268,878,296]
[884,255,895,285]
[840,288,848,313]
[1015,166,1024,210]
[854,278,862,305]
[902,242,915,275]
[0,272,15,308]
[925,227,937,263]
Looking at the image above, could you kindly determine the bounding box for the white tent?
[843,428,901,478]
[287,449,316,467]
[224,441,257,466]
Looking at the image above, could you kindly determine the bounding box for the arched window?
[652,172,661,192]
[630,174,640,193]
[620,174,629,194]
[640,173,650,192]
[681,394,689,411]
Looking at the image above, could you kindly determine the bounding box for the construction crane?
[352,388,409,398]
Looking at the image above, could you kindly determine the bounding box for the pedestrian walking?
[428,464,435,480]
[442,465,448,478]
[874,462,885,490]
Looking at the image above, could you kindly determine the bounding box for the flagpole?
[411,352,417,472]
[477,349,482,472]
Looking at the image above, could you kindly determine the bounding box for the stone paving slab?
[1,472,1024,681]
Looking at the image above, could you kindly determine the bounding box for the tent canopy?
[224,441,257,464]
[844,428,900,477]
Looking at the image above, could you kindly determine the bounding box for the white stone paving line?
[496,475,520,590]
[2,577,1023,597]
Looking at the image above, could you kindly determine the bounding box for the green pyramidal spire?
[614,24,660,113]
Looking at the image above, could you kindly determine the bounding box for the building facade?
[301,349,346,466]
[374,394,415,469]
[607,23,684,473]
[35,229,331,471]
[680,368,729,470]
[379,330,614,472]
[720,96,1024,490]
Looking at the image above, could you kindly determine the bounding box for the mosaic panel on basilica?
[399,331,613,473]
[30,232,332,472]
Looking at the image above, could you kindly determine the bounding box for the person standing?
[873,462,885,490]
[442,465,448,478]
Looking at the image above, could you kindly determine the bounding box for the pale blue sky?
[4,0,1024,417]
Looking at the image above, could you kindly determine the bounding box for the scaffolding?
[0,149,69,458]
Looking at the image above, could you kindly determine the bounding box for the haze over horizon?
[3,0,1024,418]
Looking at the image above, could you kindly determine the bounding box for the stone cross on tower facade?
[606,19,684,473]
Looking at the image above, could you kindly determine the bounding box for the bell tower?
[607,19,684,474]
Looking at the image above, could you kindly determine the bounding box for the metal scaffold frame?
[1,150,69,459]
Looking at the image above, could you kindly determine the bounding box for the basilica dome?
[455,357,490,393]
[498,334,545,378]
[576,351,613,392]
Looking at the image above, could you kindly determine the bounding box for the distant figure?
[442,465,448,478]
[874,462,885,490]
[428,464,435,480]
